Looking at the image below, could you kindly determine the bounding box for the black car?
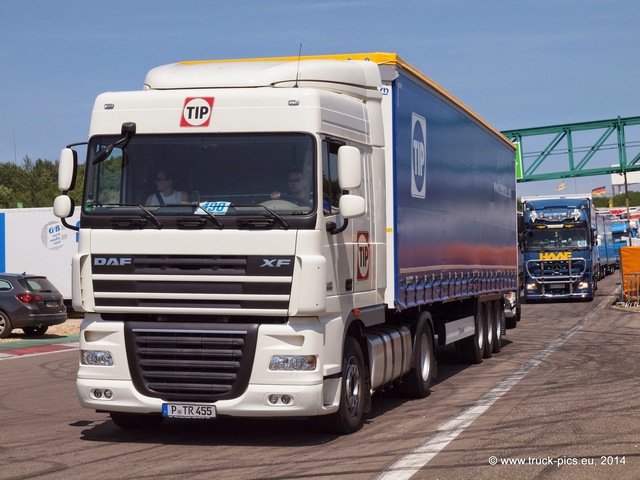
[0,273,67,338]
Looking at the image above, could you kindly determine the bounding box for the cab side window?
[322,140,341,214]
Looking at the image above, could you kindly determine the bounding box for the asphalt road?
[0,273,638,480]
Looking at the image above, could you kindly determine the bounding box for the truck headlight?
[81,350,114,366]
[269,355,317,371]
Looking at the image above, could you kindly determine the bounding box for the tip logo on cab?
[181,97,214,127]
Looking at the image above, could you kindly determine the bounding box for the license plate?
[162,403,216,419]
[45,301,59,308]
[549,283,564,289]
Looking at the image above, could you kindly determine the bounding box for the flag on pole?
[557,182,566,191]
[591,186,606,196]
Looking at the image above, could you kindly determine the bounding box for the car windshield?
[83,133,316,216]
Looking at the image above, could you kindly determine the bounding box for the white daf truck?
[55,53,517,434]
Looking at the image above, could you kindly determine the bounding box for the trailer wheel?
[457,302,484,364]
[399,319,435,399]
[110,412,164,430]
[312,336,365,434]
[483,301,494,359]
[492,299,502,354]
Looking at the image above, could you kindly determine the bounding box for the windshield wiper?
[227,204,290,230]
[253,204,290,230]
[136,204,163,229]
[191,203,224,229]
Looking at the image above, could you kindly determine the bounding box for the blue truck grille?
[525,258,587,283]
[125,322,259,402]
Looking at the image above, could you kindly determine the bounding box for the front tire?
[311,336,366,434]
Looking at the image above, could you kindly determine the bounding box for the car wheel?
[22,325,49,336]
[0,311,13,338]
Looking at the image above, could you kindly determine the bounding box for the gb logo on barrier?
[411,112,427,199]
[181,97,214,127]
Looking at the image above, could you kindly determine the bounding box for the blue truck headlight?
[81,350,114,366]
[269,355,317,371]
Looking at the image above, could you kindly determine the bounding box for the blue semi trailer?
[596,212,616,276]
[55,52,519,433]
[520,195,598,301]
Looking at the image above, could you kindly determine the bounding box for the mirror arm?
[326,218,349,235]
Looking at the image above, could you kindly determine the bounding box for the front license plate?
[162,403,216,419]
[549,283,564,289]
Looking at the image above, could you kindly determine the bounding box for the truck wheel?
[311,336,366,434]
[483,301,494,359]
[0,312,13,338]
[506,296,521,328]
[457,303,484,364]
[110,412,164,429]
[399,319,435,398]
[492,300,502,354]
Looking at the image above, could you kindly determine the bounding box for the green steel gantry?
[502,116,640,183]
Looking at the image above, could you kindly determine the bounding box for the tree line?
[2,156,639,211]
[0,156,84,209]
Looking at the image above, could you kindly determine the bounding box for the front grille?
[91,254,294,315]
[125,321,259,402]
[525,258,587,283]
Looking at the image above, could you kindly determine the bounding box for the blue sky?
[2,0,639,198]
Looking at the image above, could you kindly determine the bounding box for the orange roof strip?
[179,52,513,149]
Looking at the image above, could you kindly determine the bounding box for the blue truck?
[520,194,598,301]
[55,52,519,433]
[611,220,632,268]
[596,212,616,276]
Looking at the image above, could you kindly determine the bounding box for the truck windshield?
[83,133,316,216]
[524,225,589,251]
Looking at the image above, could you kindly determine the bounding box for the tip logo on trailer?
[181,97,214,127]
[411,113,427,199]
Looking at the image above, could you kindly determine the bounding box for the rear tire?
[399,317,435,398]
[311,336,366,434]
[110,412,164,430]
[483,301,494,359]
[0,311,13,338]
[492,299,502,354]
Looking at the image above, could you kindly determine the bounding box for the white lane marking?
[377,291,615,480]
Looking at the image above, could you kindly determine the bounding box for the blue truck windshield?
[83,133,316,217]
[524,225,589,251]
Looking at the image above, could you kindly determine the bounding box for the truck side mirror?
[337,145,361,190]
[53,195,79,231]
[59,148,78,191]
